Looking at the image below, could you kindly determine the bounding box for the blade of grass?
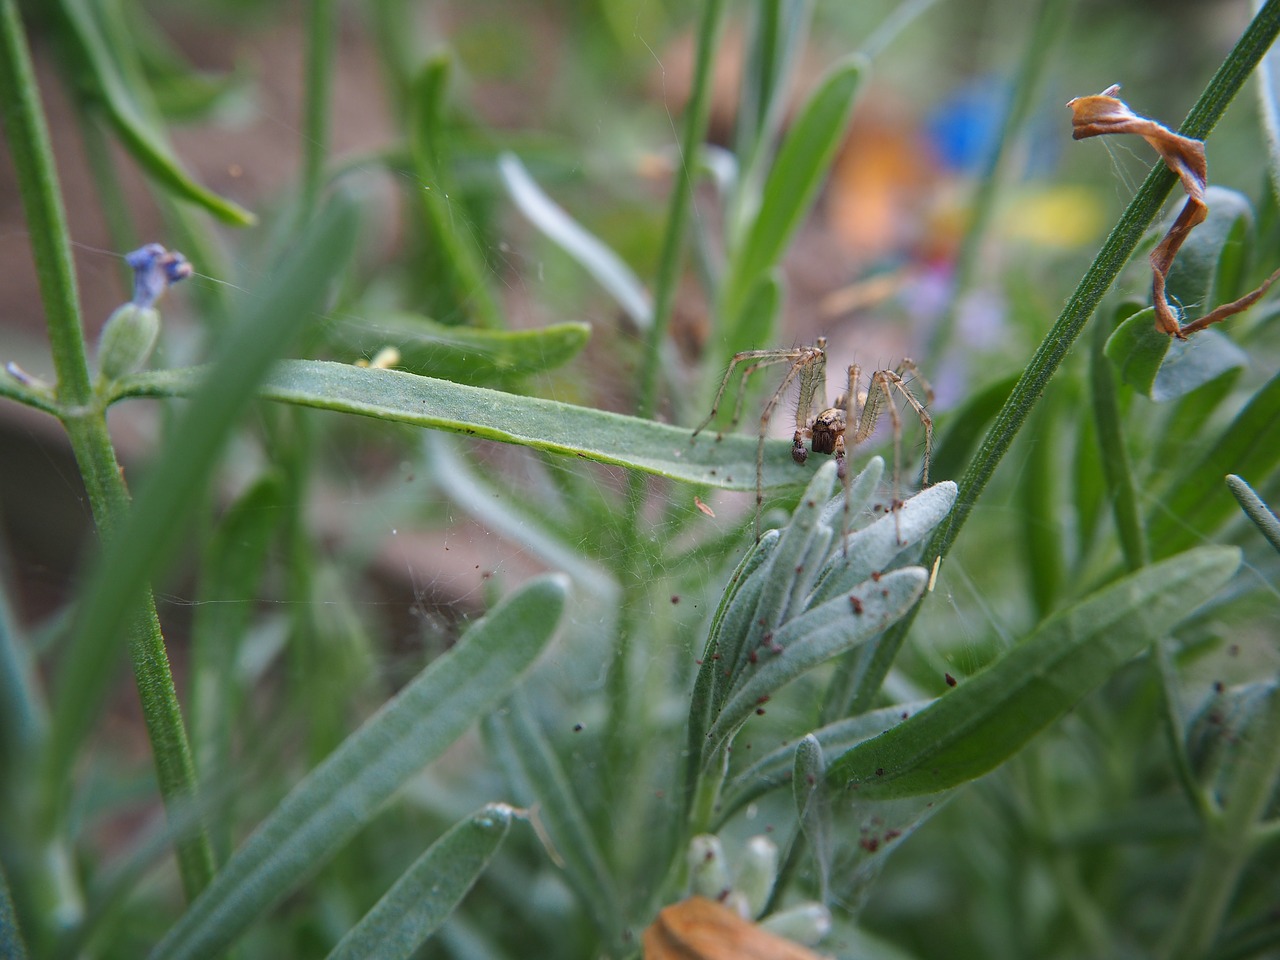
[150,574,567,960]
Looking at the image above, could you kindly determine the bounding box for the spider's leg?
[691,350,802,440]
[892,359,934,484]
[744,355,816,539]
[837,363,860,553]
[792,345,827,464]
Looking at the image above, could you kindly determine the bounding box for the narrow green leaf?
[408,56,502,329]
[50,196,358,774]
[1226,473,1280,553]
[808,478,955,607]
[826,546,1242,798]
[1150,369,1280,555]
[55,0,254,225]
[483,693,623,946]
[706,566,927,754]
[718,703,932,821]
[685,530,780,801]
[149,574,568,960]
[325,804,514,960]
[114,359,817,493]
[190,474,285,837]
[1258,0,1280,202]
[713,463,839,713]
[323,309,590,386]
[792,734,831,899]
[720,56,863,340]
[499,152,652,328]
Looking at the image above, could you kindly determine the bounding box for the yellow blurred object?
[999,185,1106,248]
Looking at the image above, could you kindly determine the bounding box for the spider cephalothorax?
[693,337,933,539]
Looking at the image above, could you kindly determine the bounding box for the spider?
[691,337,933,540]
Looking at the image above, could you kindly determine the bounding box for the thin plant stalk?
[301,0,337,217]
[0,0,215,903]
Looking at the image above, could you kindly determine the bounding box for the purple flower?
[125,243,193,308]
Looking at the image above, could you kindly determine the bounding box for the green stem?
[301,0,337,217]
[839,0,1280,717]
[0,0,214,903]
[635,0,728,420]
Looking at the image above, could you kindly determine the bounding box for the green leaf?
[705,566,926,755]
[718,703,932,820]
[408,55,502,329]
[483,693,623,946]
[190,474,285,830]
[1226,473,1280,554]
[1104,306,1247,400]
[720,55,863,343]
[826,546,1242,799]
[1149,369,1280,555]
[114,359,818,493]
[499,152,652,328]
[323,309,590,385]
[325,804,514,960]
[55,0,254,225]
[149,574,568,960]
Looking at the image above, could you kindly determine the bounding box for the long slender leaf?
[705,568,926,754]
[1149,369,1280,555]
[1227,473,1280,553]
[719,56,863,344]
[325,309,590,385]
[483,692,623,947]
[149,574,568,960]
[55,0,254,225]
[826,546,1241,798]
[499,152,652,328]
[113,359,817,492]
[325,804,515,960]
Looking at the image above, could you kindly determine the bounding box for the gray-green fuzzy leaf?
[325,805,515,960]
[149,574,567,960]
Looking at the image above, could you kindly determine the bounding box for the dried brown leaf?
[643,897,828,960]
[1067,85,1280,338]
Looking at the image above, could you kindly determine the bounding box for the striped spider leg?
[839,360,934,545]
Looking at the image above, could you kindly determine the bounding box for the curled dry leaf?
[1068,84,1280,339]
[643,897,827,960]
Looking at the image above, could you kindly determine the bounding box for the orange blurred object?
[643,897,827,960]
